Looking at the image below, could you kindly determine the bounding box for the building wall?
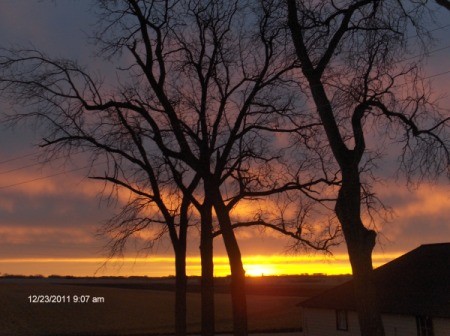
[302,308,360,336]
[382,314,418,336]
[434,318,450,336]
[302,308,450,336]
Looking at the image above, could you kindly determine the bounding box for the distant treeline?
[0,273,351,280]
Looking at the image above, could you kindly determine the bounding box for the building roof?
[301,243,450,317]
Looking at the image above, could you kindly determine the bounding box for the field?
[0,276,348,335]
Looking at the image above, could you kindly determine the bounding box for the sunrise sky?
[0,1,449,277]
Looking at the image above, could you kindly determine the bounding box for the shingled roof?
[301,243,450,318]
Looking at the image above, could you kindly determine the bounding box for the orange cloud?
[373,182,449,221]
[0,168,103,197]
[374,182,450,243]
[0,225,96,245]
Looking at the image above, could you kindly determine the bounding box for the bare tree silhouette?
[0,45,202,335]
[284,1,450,335]
[0,1,339,335]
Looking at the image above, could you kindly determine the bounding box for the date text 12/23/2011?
[28,294,105,303]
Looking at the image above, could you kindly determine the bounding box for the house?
[300,243,450,336]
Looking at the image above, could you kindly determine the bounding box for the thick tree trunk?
[335,169,385,336]
[174,246,187,336]
[350,244,384,336]
[228,261,247,336]
[201,176,247,336]
[213,199,248,336]
[200,203,215,336]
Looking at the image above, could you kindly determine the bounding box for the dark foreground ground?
[0,275,350,336]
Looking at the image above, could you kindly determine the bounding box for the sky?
[0,0,449,277]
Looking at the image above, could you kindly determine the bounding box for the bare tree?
[1,1,340,335]
[0,45,203,335]
[97,165,200,336]
[127,2,338,334]
[284,1,450,335]
[88,2,330,335]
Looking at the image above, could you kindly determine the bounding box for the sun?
[245,264,275,277]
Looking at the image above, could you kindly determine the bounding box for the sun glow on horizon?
[245,264,277,277]
[0,253,401,277]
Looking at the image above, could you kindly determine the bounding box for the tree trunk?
[335,169,385,336]
[350,244,384,336]
[174,245,187,336]
[228,261,247,336]
[200,203,215,336]
[213,198,248,336]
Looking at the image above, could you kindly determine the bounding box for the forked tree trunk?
[335,169,385,336]
[200,203,215,336]
[287,0,391,330]
[203,178,248,336]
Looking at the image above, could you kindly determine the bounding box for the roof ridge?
[419,242,450,247]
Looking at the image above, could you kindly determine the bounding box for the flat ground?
[0,276,347,335]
